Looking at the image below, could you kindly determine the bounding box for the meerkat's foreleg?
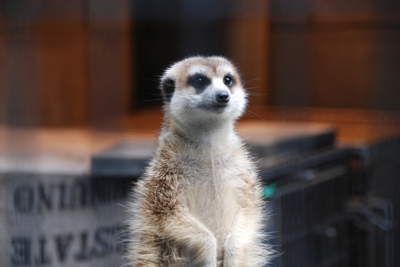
[162,213,218,266]
[130,231,163,267]
[223,208,256,267]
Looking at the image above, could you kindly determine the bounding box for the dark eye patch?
[188,74,211,91]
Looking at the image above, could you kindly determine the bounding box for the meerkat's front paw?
[223,237,244,267]
[190,234,218,267]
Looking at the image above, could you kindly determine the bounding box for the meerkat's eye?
[223,75,234,87]
[189,74,210,90]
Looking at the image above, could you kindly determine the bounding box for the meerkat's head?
[160,56,247,128]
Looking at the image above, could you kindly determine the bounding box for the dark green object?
[263,183,277,199]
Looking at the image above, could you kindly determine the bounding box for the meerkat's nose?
[216,91,230,103]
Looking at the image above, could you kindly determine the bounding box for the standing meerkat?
[127,56,270,267]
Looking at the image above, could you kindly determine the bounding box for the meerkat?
[127,56,270,267]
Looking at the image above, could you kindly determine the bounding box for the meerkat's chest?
[182,158,244,241]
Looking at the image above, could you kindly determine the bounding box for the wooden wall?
[0,0,132,127]
[269,0,400,110]
[227,0,270,106]
[1,0,399,128]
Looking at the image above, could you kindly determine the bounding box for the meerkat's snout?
[210,78,231,106]
[216,90,230,103]
[188,72,232,106]
[212,73,234,105]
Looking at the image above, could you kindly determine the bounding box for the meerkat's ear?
[161,77,175,102]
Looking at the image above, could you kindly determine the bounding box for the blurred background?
[1,0,399,128]
[0,1,399,267]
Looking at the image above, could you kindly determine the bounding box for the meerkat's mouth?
[197,103,229,114]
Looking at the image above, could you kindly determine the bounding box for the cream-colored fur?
[127,56,271,266]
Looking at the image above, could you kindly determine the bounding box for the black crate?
[347,137,400,267]
[91,140,156,177]
[259,147,350,267]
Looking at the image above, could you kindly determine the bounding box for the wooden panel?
[269,0,400,110]
[313,0,400,21]
[228,18,270,105]
[369,30,400,110]
[0,30,41,126]
[35,0,85,22]
[269,28,311,107]
[87,0,132,126]
[310,29,375,109]
[0,21,6,124]
[36,23,89,126]
[227,0,270,106]
[0,1,133,127]
[88,22,132,127]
